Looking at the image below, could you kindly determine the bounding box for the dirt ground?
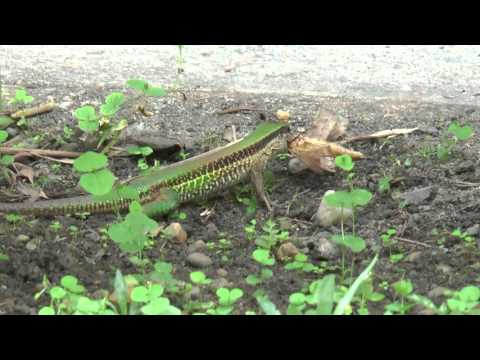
[0,86,479,314]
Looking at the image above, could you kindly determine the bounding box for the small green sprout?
[190,271,212,285]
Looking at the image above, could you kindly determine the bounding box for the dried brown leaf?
[13,162,35,184]
[16,183,48,202]
[342,128,419,143]
[308,110,349,141]
[288,135,364,174]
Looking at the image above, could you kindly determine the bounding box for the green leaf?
[131,286,149,303]
[145,86,167,97]
[0,116,13,129]
[392,279,413,297]
[331,234,366,253]
[0,253,9,262]
[324,191,354,209]
[289,293,306,305]
[246,274,262,285]
[448,122,474,141]
[141,298,178,315]
[60,275,85,294]
[0,130,8,143]
[108,212,158,253]
[190,271,211,285]
[256,295,281,315]
[100,93,124,117]
[105,92,125,107]
[335,154,354,171]
[126,79,149,91]
[129,201,143,213]
[334,254,378,315]
[49,286,67,300]
[79,169,116,196]
[350,189,373,207]
[0,155,14,166]
[76,297,101,314]
[312,274,336,315]
[127,146,154,156]
[149,284,164,298]
[252,248,275,266]
[74,106,99,133]
[74,151,108,173]
[458,286,480,302]
[39,306,55,315]
[229,288,243,303]
[113,269,129,315]
[154,261,173,274]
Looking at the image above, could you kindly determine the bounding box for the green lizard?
[0,121,289,217]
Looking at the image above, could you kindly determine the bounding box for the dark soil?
[1,87,479,315]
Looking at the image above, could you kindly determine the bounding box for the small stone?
[288,158,309,174]
[189,286,201,300]
[314,190,353,227]
[211,277,232,289]
[25,240,37,251]
[187,240,206,254]
[276,110,290,122]
[313,236,340,260]
[6,127,19,137]
[205,223,218,241]
[223,126,237,142]
[165,222,188,243]
[16,234,30,242]
[466,224,480,236]
[405,251,423,263]
[454,160,475,174]
[436,264,452,275]
[395,186,432,205]
[428,286,449,298]
[186,252,213,268]
[416,308,436,315]
[276,242,299,261]
[216,268,228,277]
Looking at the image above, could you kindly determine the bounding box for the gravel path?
[1,45,480,105]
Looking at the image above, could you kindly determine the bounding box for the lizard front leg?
[250,161,273,212]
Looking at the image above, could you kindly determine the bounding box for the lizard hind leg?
[142,188,180,217]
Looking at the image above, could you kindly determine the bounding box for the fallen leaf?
[13,162,35,184]
[16,182,48,202]
[307,110,349,141]
[288,135,364,174]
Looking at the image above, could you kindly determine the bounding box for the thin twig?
[395,236,433,248]
[9,102,56,119]
[0,147,81,158]
[216,107,265,115]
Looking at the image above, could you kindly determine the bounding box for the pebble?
[187,240,207,254]
[405,251,423,263]
[428,286,449,298]
[314,190,353,227]
[216,268,228,277]
[436,264,453,276]
[276,242,299,261]
[25,240,37,251]
[210,277,232,289]
[466,224,480,236]
[189,286,201,300]
[454,160,475,174]
[288,158,309,174]
[395,186,432,205]
[186,252,213,268]
[16,234,30,242]
[165,222,188,243]
[205,223,219,241]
